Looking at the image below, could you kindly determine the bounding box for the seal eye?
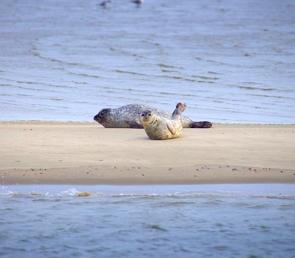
[148,113,151,116]
[141,114,145,117]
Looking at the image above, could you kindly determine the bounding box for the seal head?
[93,108,112,126]
[140,103,185,140]
[140,110,156,125]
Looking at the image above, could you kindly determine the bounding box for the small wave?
[248,93,295,101]
[1,184,295,200]
[0,188,95,199]
[248,204,270,209]
[32,49,83,67]
[114,69,147,76]
[67,71,102,79]
[152,201,196,208]
[0,190,225,199]
[278,204,295,210]
[145,224,168,232]
[158,63,182,70]
[191,75,219,80]
[255,195,295,200]
[0,77,76,90]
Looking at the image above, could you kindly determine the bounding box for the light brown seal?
[140,103,186,140]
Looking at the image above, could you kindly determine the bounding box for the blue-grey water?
[0,0,295,123]
[1,184,295,258]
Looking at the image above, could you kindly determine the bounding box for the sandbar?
[0,121,294,184]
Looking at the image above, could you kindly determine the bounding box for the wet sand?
[0,121,294,184]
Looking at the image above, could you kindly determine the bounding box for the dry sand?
[0,121,294,184]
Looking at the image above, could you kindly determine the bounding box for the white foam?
[1,184,294,198]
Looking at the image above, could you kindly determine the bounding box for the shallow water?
[0,0,295,123]
[1,184,295,258]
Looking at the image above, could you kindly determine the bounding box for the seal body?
[140,103,185,140]
[94,104,212,128]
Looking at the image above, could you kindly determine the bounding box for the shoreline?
[2,184,295,195]
[1,121,295,185]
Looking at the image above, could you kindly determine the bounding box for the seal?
[94,104,212,128]
[132,0,144,5]
[140,103,186,140]
[99,0,111,8]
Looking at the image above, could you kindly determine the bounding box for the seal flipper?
[167,121,176,135]
[190,121,212,128]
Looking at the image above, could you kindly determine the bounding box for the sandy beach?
[0,121,294,184]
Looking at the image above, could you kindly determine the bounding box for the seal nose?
[93,114,99,121]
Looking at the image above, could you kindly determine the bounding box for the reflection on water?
[0,184,295,257]
[0,0,295,123]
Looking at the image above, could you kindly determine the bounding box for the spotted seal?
[94,104,212,128]
[140,103,186,140]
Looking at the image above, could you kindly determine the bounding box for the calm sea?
[0,0,295,123]
[1,184,295,258]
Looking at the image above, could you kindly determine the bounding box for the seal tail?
[190,121,212,128]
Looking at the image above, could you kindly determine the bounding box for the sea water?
[0,0,295,123]
[1,184,295,258]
